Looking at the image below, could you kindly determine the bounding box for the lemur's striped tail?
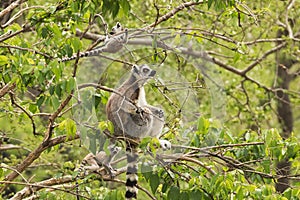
[125,144,138,199]
[59,48,104,62]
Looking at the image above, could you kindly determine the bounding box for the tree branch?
[0,83,16,98]
[2,176,85,200]
[0,45,51,58]
[0,0,26,19]
[1,6,45,28]
[146,1,204,29]
[241,42,287,75]
[0,144,21,151]
[0,134,80,193]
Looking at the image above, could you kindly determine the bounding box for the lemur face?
[108,144,121,155]
[133,64,156,78]
[110,22,123,35]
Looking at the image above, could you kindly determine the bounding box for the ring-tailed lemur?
[106,64,171,199]
[60,22,128,62]
[75,145,121,178]
[75,145,121,200]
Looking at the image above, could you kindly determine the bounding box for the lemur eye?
[142,68,150,74]
[110,28,115,35]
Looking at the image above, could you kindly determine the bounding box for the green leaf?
[36,95,45,108]
[66,77,75,93]
[264,128,281,147]
[22,65,34,75]
[98,121,108,132]
[174,34,181,46]
[120,0,130,16]
[29,103,37,113]
[89,134,97,154]
[41,27,49,38]
[180,191,190,200]
[150,173,160,194]
[197,116,210,134]
[50,23,62,38]
[141,163,152,181]
[55,84,62,98]
[167,186,180,200]
[50,95,60,110]
[64,44,73,57]
[286,135,300,158]
[162,182,169,193]
[51,63,61,80]
[0,55,9,66]
[49,85,55,95]
[98,120,114,134]
[70,37,82,52]
[63,161,75,169]
[112,3,120,18]
[190,189,203,200]
[233,52,240,64]
[207,0,213,9]
[100,90,110,104]
[139,137,152,149]
[107,121,114,134]
[58,118,77,138]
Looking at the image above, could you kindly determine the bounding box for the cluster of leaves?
[136,119,300,200]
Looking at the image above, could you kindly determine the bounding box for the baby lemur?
[106,64,171,199]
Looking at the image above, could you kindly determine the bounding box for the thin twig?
[0,165,29,185]
[146,1,204,29]
[9,92,37,136]
[2,177,88,200]
[172,142,264,151]
[0,45,51,58]
[1,6,45,28]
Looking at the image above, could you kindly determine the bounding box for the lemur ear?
[116,22,121,28]
[132,65,139,74]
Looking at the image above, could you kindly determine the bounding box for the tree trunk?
[274,27,297,193]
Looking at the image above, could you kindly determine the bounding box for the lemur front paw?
[159,139,171,150]
[153,109,164,118]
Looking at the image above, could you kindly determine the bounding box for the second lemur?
[75,145,121,178]
[60,22,128,62]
